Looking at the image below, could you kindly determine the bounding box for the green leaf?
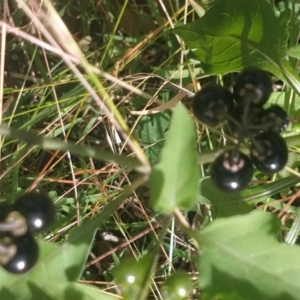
[174,0,290,75]
[41,281,120,300]
[33,226,95,282]
[138,112,171,164]
[149,104,199,213]
[1,280,120,300]
[287,44,300,59]
[196,211,300,300]
[268,91,300,118]
[199,177,252,217]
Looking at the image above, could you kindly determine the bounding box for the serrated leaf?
[196,211,300,300]
[174,0,290,75]
[149,104,199,213]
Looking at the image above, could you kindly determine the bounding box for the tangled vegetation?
[1,0,300,299]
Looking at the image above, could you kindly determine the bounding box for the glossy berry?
[0,232,39,274]
[13,191,55,234]
[233,68,273,106]
[192,85,234,126]
[250,132,288,173]
[210,150,253,192]
[259,105,289,133]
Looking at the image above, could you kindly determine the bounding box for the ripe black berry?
[13,191,55,234]
[192,85,234,126]
[259,105,289,133]
[210,150,253,192]
[0,232,39,274]
[250,132,288,173]
[233,68,273,106]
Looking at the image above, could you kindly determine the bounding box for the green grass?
[1,0,300,299]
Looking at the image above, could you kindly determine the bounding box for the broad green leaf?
[268,91,300,118]
[138,112,171,164]
[287,44,300,59]
[174,0,290,75]
[40,281,120,300]
[199,177,252,217]
[31,223,96,282]
[196,211,300,300]
[149,104,199,212]
[1,280,120,300]
[174,0,300,95]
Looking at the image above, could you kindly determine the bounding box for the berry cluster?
[192,67,289,193]
[0,191,55,274]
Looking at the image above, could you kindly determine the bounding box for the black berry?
[210,150,253,192]
[233,68,273,106]
[250,132,288,173]
[13,191,55,234]
[259,105,290,133]
[192,85,234,126]
[0,232,39,274]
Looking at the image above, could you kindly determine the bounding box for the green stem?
[0,125,147,174]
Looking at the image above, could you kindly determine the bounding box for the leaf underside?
[196,211,300,300]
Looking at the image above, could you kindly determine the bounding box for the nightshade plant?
[2,0,300,300]
[192,67,290,192]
